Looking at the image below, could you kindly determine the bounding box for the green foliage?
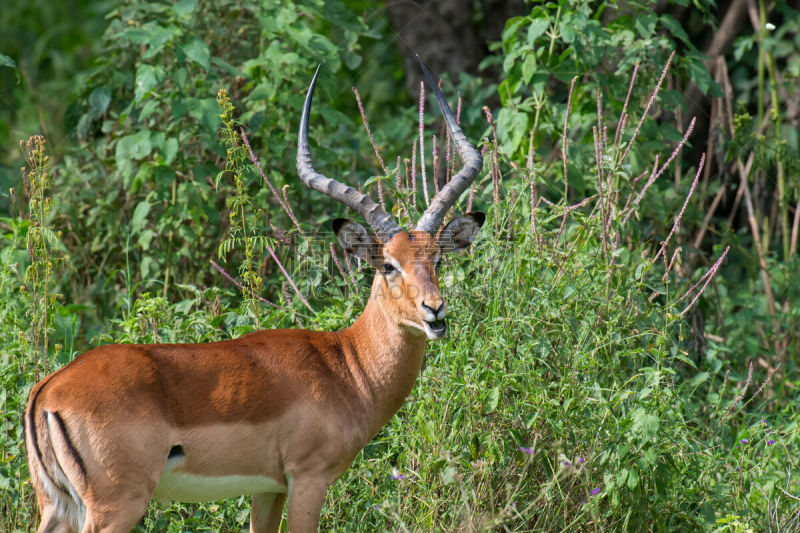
[51,0,387,317]
[0,216,37,532]
[1,138,71,530]
[19,136,69,377]
[699,2,800,370]
[495,0,715,197]
[216,89,266,328]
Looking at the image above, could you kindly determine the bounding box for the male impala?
[25,58,484,532]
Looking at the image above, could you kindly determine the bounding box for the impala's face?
[382,230,446,339]
[334,213,485,340]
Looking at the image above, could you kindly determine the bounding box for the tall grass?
[1,136,68,531]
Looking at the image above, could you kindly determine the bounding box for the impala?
[25,58,484,533]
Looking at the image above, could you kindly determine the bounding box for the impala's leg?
[285,476,331,533]
[36,508,74,533]
[33,487,76,533]
[80,493,151,533]
[78,457,162,532]
[250,492,287,533]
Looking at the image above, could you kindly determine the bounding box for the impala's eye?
[383,264,396,274]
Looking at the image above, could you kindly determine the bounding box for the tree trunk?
[385,0,525,92]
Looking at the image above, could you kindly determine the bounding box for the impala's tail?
[25,383,87,532]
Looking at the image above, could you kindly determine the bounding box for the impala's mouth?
[423,319,447,339]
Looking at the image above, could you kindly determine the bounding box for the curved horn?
[297,65,402,243]
[414,55,483,234]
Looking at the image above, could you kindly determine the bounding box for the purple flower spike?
[520,446,534,455]
[577,456,585,464]
[390,467,406,480]
[767,439,774,445]
[740,439,749,444]
[590,488,601,496]
[562,461,572,467]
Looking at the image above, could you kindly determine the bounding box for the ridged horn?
[296,64,402,243]
[414,55,482,234]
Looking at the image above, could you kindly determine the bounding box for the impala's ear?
[333,218,380,265]
[437,212,485,253]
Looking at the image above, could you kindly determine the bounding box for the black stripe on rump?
[50,411,88,481]
[27,380,49,468]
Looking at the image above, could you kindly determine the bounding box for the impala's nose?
[422,301,446,321]
[421,300,447,340]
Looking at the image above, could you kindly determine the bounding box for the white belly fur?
[153,469,287,503]
[151,421,291,502]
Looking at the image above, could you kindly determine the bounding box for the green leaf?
[139,100,159,122]
[469,434,480,459]
[419,419,436,443]
[659,14,689,44]
[521,54,537,84]
[502,16,528,49]
[172,67,188,89]
[0,52,17,69]
[0,51,19,82]
[497,107,528,155]
[116,130,153,179]
[345,51,362,70]
[643,447,658,466]
[485,387,501,413]
[363,174,390,187]
[183,39,211,70]
[135,64,164,102]
[118,130,152,160]
[631,408,660,441]
[686,57,717,96]
[212,57,242,77]
[120,28,150,45]
[132,200,151,233]
[563,284,575,299]
[88,87,111,119]
[559,19,576,44]
[627,467,640,490]
[173,0,196,17]
[121,24,173,56]
[634,262,644,280]
[526,18,550,45]
[138,228,155,249]
[633,13,657,38]
[442,466,457,484]
[616,467,628,488]
[162,138,178,165]
[187,98,221,131]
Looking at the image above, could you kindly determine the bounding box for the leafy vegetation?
[1,0,799,531]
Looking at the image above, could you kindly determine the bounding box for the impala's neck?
[339,274,427,436]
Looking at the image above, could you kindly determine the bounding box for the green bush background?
[1,0,798,531]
